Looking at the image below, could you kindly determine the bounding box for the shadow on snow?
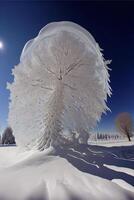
[55,144,134,186]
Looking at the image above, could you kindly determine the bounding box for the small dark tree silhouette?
[2,127,16,145]
[115,112,132,142]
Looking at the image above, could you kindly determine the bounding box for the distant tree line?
[90,112,134,142]
[89,132,129,142]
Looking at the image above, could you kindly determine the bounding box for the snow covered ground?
[0,141,133,200]
[89,138,134,147]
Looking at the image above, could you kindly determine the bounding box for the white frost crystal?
[8,21,111,149]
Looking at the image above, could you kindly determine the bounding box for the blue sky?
[0,1,134,134]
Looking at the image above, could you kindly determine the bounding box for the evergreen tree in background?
[2,127,16,145]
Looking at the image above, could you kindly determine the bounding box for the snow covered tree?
[2,127,15,145]
[7,21,111,150]
[115,112,132,141]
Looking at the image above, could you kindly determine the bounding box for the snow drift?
[0,146,133,200]
[7,21,111,150]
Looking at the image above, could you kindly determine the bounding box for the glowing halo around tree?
[8,21,111,150]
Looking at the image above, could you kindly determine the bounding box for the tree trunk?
[36,80,64,150]
[126,131,131,142]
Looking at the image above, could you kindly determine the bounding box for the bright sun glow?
[0,41,3,49]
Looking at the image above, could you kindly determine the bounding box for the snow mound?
[112,179,134,193]
[0,146,133,200]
